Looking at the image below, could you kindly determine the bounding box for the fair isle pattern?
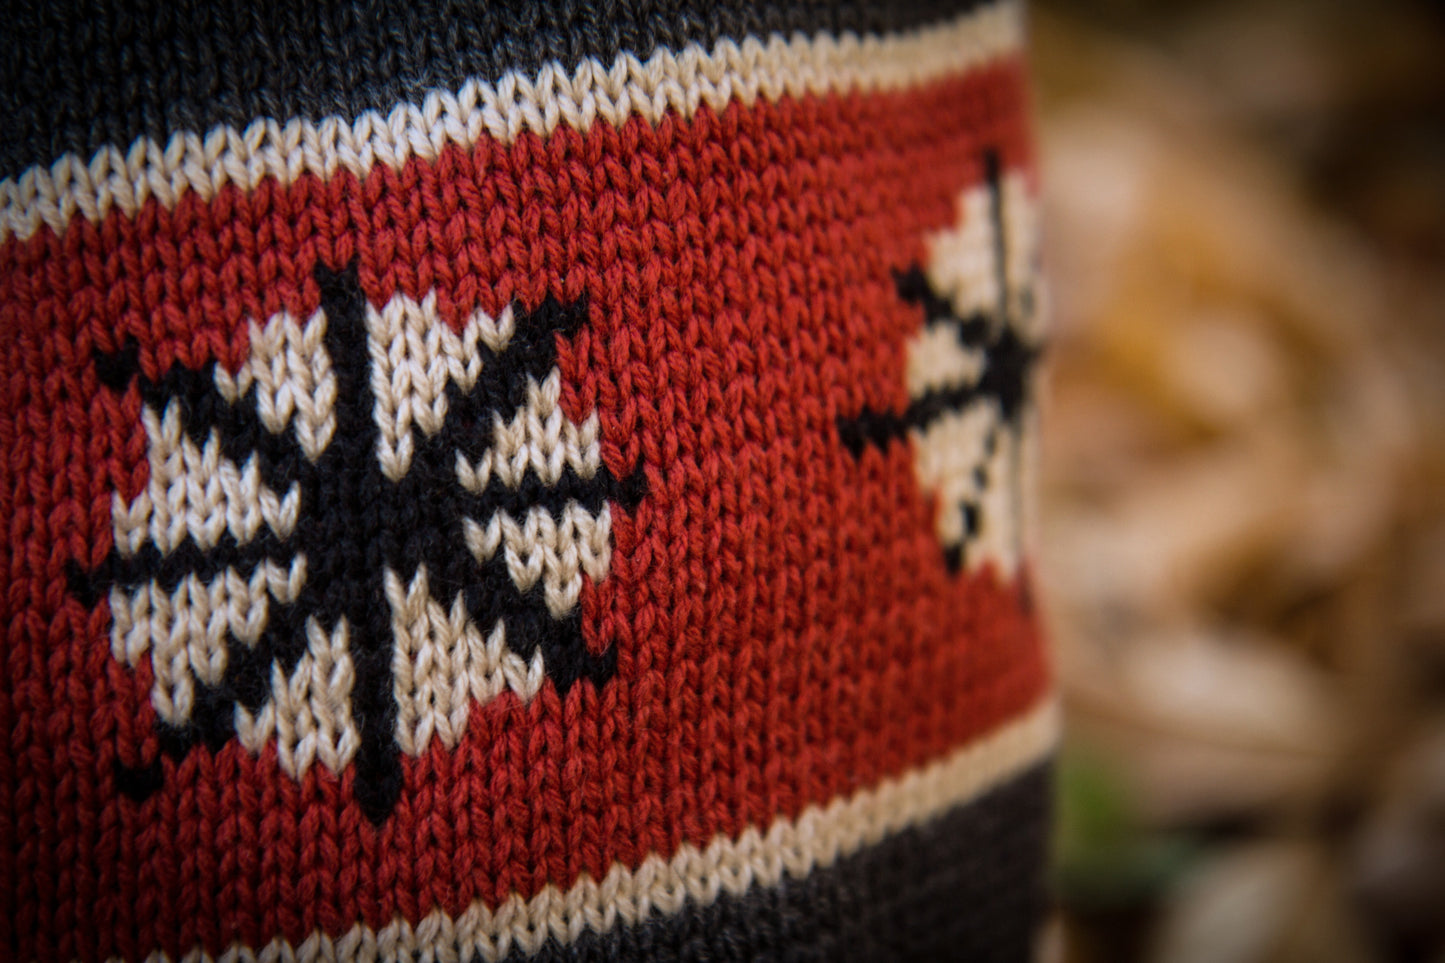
[3,1,1053,956]
[100,699,1057,963]
[85,264,642,820]
[384,567,545,757]
[364,292,517,482]
[463,506,613,620]
[213,309,337,463]
[111,400,302,559]
[0,1,1023,243]
[233,617,361,779]
[923,171,1043,335]
[835,153,1043,575]
[455,372,604,497]
[909,166,1043,573]
[107,286,608,745]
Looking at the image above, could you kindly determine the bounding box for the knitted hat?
[1,0,1054,959]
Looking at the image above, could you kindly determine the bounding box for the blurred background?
[1029,1,1445,961]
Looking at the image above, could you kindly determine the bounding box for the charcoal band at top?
[2,0,989,179]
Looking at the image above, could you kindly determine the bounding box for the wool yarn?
[0,0,1054,959]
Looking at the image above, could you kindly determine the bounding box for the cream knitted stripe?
[2,1,1023,244]
[106,696,1056,963]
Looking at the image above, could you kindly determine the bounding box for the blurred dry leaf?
[1064,629,1341,823]
[1031,3,1445,961]
[1349,720,1445,958]
[1149,841,1375,963]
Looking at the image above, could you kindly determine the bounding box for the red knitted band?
[2,4,1052,960]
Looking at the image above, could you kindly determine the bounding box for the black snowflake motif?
[836,149,1042,572]
[72,261,645,823]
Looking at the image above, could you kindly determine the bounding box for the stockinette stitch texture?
[0,0,1055,959]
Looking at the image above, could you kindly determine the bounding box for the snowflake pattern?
[72,261,645,822]
[837,149,1043,574]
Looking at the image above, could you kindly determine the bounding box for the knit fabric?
[0,0,1054,960]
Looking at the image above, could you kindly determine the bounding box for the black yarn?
[496,764,1052,963]
[111,757,165,802]
[73,259,645,822]
[834,315,1038,455]
[1,0,989,179]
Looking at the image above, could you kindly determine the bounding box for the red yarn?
[0,61,1046,962]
